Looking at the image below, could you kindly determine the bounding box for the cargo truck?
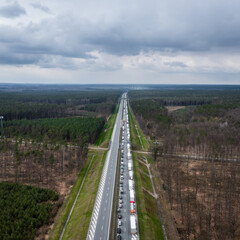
[128,162,133,171]
[129,170,133,180]
[130,215,137,234]
[130,189,134,203]
[129,179,134,190]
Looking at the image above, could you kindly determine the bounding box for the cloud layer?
[0,2,26,18]
[0,0,240,83]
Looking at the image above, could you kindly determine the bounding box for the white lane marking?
[103,215,105,220]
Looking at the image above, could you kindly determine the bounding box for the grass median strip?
[49,150,107,240]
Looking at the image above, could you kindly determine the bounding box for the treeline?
[0,182,59,240]
[4,117,105,144]
[130,99,171,137]
[82,102,115,116]
[129,89,240,106]
[0,90,121,120]
[0,103,66,120]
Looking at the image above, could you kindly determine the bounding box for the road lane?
[86,94,125,240]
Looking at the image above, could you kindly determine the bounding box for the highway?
[118,98,131,240]
[118,96,139,240]
[86,94,125,240]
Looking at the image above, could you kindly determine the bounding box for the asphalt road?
[86,94,125,240]
[118,100,131,240]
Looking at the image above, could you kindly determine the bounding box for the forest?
[4,117,105,144]
[129,87,240,240]
[0,89,121,120]
[0,87,121,239]
[0,182,59,240]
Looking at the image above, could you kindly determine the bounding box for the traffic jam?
[117,97,138,240]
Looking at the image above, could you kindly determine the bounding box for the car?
[119,199,123,204]
[119,204,123,208]
[117,208,120,213]
[120,180,123,184]
[117,228,121,234]
[119,195,123,199]
[117,235,122,240]
[118,214,122,219]
[118,220,122,226]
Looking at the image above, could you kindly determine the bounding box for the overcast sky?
[0,0,239,84]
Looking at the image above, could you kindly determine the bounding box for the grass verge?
[128,103,150,151]
[133,152,164,240]
[49,150,107,240]
[95,103,120,148]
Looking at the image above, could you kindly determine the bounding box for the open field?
[166,106,186,112]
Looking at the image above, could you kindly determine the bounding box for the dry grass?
[166,106,186,112]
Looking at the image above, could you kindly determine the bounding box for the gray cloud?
[0,2,26,18]
[164,61,188,68]
[30,3,50,13]
[0,0,240,73]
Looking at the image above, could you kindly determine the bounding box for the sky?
[0,0,240,84]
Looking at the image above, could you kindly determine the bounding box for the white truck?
[130,189,135,203]
[129,179,134,190]
[130,215,137,234]
[127,152,132,160]
[129,170,133,180]
[128,161,133,171]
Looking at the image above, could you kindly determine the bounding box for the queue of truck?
[117,97,138,240]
